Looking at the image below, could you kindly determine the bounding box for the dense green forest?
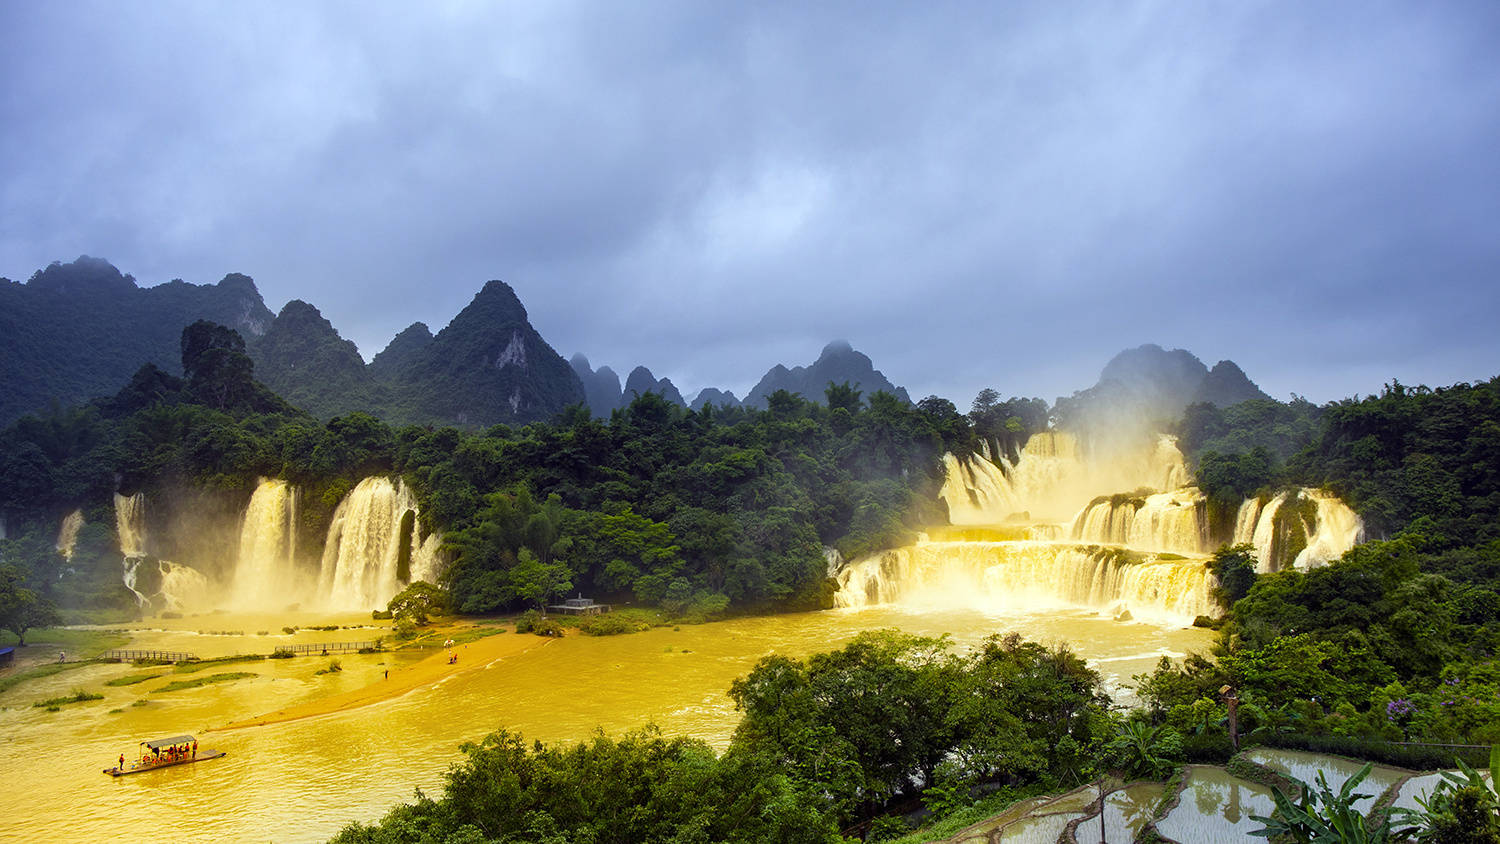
[0,323,964,621]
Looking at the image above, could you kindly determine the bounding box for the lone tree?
[0,565,60,645]
[387,581,447,626]
[509,548,572,612]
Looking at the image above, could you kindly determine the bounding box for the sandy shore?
[211,630,552,731]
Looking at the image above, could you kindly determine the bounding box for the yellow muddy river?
[0,606,1210,843]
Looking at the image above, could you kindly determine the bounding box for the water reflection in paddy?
[1155,766,1275,842]
[0,605,1209,843]
[1073,782,1163,844]
[1243,748,1407,814]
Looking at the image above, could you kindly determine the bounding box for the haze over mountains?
[0,257,1274,429]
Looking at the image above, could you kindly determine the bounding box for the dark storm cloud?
[3,1,1497,406]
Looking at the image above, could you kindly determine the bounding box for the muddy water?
[0,606,1210,843]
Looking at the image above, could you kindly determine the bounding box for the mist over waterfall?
[941,432,1188,524]
[231,479,302,611]
[319,477,441,611]
[114,492,147,558]
[56,509,84,560]
[114,491,211,610]
[124,558,211,611]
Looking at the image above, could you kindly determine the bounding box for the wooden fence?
[103,649,198,663]
[276,641,378,655]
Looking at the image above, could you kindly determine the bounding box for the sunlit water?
[0,606,1209,843]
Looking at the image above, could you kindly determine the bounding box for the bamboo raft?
[102,734,226,777]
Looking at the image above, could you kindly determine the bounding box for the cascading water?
[115,492,150,605]
[833,541,1215,625]
[1070,489,1209,555]
[1231,489,1364,572]
[55,509,84,560]
[1298,489,1364,568]
[231,478,303,611]
[319,477,442,611]
[114,491,210,611]
[123,558,211,612]
[851,430,1366,627]
[941,432,1189,523]
[115,492,147,557]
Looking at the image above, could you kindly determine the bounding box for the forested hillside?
[0,256,275,425]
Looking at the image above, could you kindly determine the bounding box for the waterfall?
[115,492,147,557]
[833,541,1214,625]
[941,453,1022,524]
[1069,489,1209,555]
[122,556,149,606]
[1232,498,1262,546]
[231,479,303,611]
[116,492,149,605]
[1231,489,1363,572]
[320,477,440,611]
[940,432,1189,524]
[1295,489,1365,569]
[124,557,210,612]
[56,509,84,560]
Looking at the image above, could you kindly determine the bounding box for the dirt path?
[210,630,552,731]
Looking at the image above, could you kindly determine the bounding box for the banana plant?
[1249,761,1395,843]
[1389,745,1500,842]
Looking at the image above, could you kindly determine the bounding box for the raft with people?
[103,735,225,777]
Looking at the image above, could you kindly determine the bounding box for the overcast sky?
[3,1,1497,406]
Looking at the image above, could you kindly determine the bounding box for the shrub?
[515,610,564,637]
[33,689,104,708]
[1260,732,1490,770]
[579,614,646,636]
[1182,731,1236,763]
[269,648,295,659]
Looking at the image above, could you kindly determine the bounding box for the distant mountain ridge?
[0,256,275,424]
[0,257,587,428]
[1053,343,1272,441]
[566,340,908,418]
[382,280,585,427]
[742,340,910,409]
[10,260,1268,437]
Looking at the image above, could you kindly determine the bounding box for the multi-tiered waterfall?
[837,431,1365,625]
[115,492,210,610]
[834,542,1215,624]
[1066,484,1364,570]
[942,433,1188,524]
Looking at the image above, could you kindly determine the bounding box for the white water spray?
[834,541,1214,626]
[56,509,84,560]
[320,477,441,611]
[231,479,303,611]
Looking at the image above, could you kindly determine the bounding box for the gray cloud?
[3,1,1497,406]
